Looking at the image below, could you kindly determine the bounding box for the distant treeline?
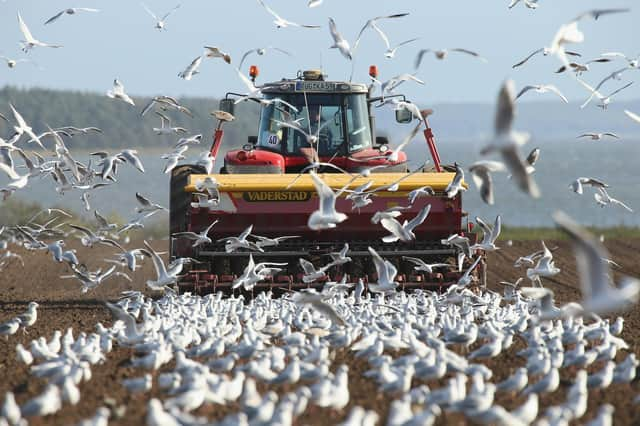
[0,86,260,150]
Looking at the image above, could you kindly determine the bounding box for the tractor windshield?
[257,93,372,157]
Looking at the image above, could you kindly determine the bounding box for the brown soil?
[1,238,640,425]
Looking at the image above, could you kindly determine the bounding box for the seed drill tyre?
[169,164,205,260]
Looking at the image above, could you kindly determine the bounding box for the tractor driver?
[307,105,333,156]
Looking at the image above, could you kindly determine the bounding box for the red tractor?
[170,68,484,294]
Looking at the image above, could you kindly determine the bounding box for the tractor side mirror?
[219,99,235,115]
[247,136,257,145]
[395,107,413,124]
[376,136,389,146]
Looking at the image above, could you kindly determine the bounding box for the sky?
[0,0,638,104]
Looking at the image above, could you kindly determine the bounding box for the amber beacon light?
[368,65,378,79]
[249,65,259,82]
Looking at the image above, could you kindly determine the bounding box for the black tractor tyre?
[169,164,206,259]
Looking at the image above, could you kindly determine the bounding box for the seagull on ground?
[18,12,63,52]
[107,79,135,106]
[142,3,181,30]
[256,0,320,28]
[44,8,99,25]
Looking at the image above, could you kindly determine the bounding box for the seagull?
[481,80,540,198]
[238,46,291,69]
[173,220,218,248]
[577,79,633,109]
[140,95,193,117]
[368,247,398,294]
[512,47,581,69]
[204,46,232,64]
[307,171,349,230]
[325,243,351,266]
[625,110,640,124]
[253,234,299,249]
[256,0,320,28]
[17,12,63,52]
[445,163,466,198]
[594,187,633,212]
[508,0,539,10]
[328,18,352,60]
[118,149,145,173]
[573,8,631,21]
[67,224,121,248]
[554,211,639,315]
[232,255,286,290]
[144,240,186,290]
[218,225,262,253]
[555,57,612,75]
[577,132,619,141]
[178,56,203,81]
[379,204,431,243]
[0,318,20,339]
[471,215,501,251]
[402,256,451,274]
[107,79,135,106]
[153,112,187,135]
[526,241,560,285]
[44,8,100,25]
[353,13,410,52]
[9,103,43,150]
[292,291,345,326]
[299,258,334,283]
[142,3,181,30]
[16,301,39,331]
[105,301,145,343]
[569,177,608,195]
[548,21,584,64]
[408,186,434,204]
[372,73,424,98]
[161,145,188,174]
[414,48,486,69]
[0,155,31,189]
[468,160,507,205]
[0,55,36,69]
[516,85,568,103]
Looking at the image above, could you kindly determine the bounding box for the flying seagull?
[44,8,99,25]
[516,84,568,103]
[107,79,135,106]
[256,0,320,29]
[142,3,181,30]
[18,12,63,52]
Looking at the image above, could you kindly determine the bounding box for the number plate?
[295,81,336,91]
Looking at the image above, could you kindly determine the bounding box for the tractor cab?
[222,69,410,174]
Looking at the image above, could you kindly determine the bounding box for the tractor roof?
[261,69,369,95]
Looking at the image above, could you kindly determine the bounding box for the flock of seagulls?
[0,1,639,425]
